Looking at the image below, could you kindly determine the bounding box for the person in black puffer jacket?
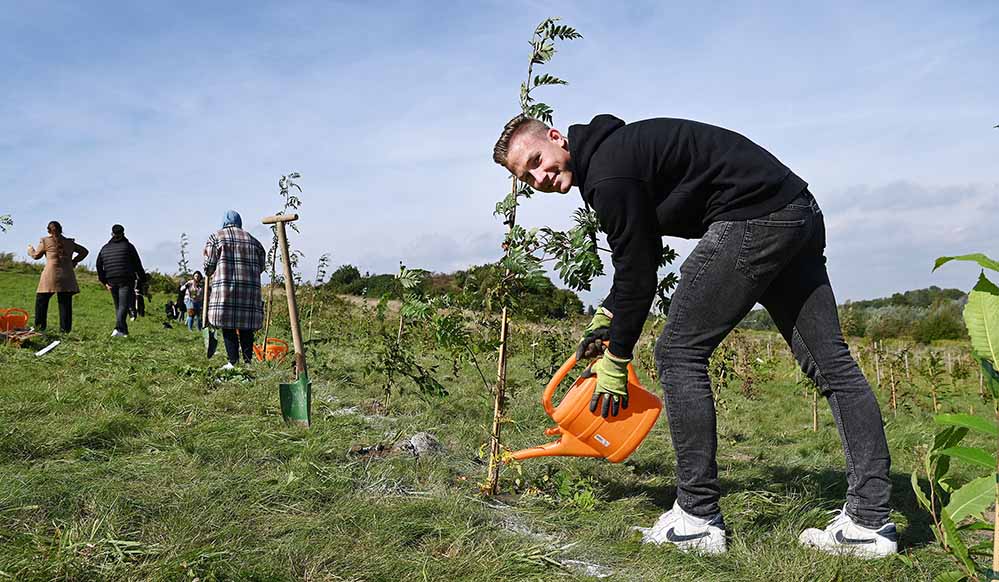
[96,224,147,337]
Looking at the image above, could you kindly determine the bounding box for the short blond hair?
[493,114,549,167]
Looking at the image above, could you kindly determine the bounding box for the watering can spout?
[508,431,601,461]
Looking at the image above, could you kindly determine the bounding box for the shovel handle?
[262,213,299,225]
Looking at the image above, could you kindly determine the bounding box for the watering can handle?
[542,353,578,417]
[541,348,643,418]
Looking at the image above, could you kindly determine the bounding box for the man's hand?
[575,307,613,360]
[26,244,35,256]
[583,351,631,418]
[105,284,112,291]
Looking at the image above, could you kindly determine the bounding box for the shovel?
[262,212,311,427]
[201,275,218,358]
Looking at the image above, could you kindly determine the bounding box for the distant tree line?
[740,285,968,343]
[323,263,584,321]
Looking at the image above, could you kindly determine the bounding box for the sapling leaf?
[939,509,973,569]
[935,454,952,484]
[938,476,959,494]
[911,470,933,512]
[935,447,996,471]
[963,273,999,365]
[934,253,999,273]
[935,413,999,437]
[931,572,967,582]
[980,357,999,400]
[944,474,996,522]
[534,73,568,87]
[957,519,994,532]
[933,425,969,452]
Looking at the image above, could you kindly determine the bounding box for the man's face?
[506,127,573,194]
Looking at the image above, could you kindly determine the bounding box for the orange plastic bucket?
[509,352,662,463]
[253,337,288,362]
[0,308,29,332]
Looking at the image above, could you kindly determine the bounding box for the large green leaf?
[944,474,996,522]
[940,509,973,570]
[935,413,999,437]
[934,253,999,273]
[964,273,999,365]
[935,447,997,471]
[932,572,967,582]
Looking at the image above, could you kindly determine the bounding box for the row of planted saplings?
[851,341,987,416]
[652,333,989,432]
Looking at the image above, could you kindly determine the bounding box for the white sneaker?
[220,362,236,371]
[635,500,727,554]
[111,329,128,338]
[799,506,897,558]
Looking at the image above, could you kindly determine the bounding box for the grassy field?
[0,265,988,581]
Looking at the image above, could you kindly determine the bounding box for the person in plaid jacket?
[203,210,267,367]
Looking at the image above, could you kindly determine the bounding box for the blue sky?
[1,1,996,307]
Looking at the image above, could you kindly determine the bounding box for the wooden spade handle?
[268,218,307,377]
[262,213,299,225]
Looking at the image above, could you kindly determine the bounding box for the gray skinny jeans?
[654,189,892,528]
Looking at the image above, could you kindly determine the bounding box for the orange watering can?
[509,351,663,463]
[253,337,289,362]
[0,308,29,332]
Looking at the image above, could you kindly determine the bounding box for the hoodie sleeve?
[589,178,661,359]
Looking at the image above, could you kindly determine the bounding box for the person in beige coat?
[27,221,89,332]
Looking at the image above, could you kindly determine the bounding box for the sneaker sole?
[799,533,895,559]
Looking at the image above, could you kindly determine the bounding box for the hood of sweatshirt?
[567,114,626,201]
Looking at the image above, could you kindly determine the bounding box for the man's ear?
[548,128,565,144]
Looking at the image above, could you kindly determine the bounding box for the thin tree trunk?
[261,245,279,359]
[486,307,510,495]
[812,389,818,432]
[485,177,519,495]
[889,364,897,417]
[874,344,882,388]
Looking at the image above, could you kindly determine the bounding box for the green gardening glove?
[583,351,631,418]
[576,307,613,360]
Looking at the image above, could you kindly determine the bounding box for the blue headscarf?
[222,210,242,229]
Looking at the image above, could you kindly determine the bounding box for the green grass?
[0,267,985,580]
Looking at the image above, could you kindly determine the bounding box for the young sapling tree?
[261,172,303,354]
[911,253,999,580]
[306,252,331,343]
[177,233,191,278]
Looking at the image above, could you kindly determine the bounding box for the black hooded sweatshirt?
[96,236,147,287]
[567,114,807,358]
